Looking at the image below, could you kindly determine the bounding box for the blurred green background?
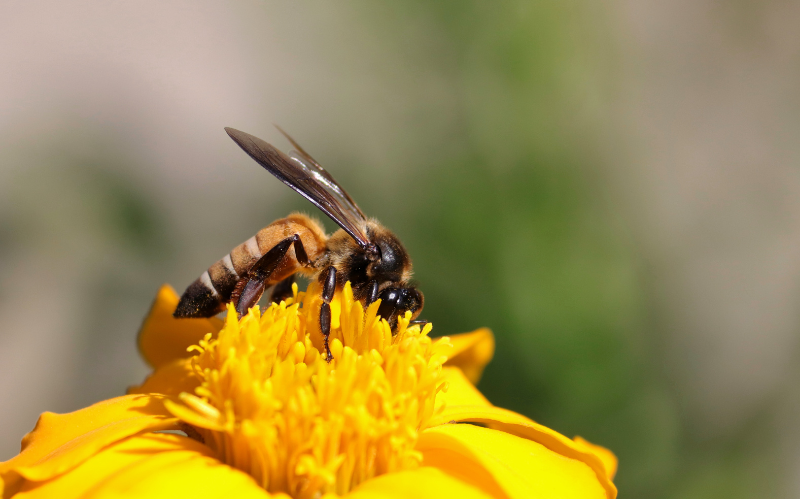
[1,1,799,497]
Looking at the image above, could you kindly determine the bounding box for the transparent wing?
[287,150,369,221]
[276,125,365,217]
[225,127,370,249]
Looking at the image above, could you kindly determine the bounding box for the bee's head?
[376,286,425,330]
[365,225,411,283]
[335,222,414,302]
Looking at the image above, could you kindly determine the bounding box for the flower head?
[1,282,618,499]
[169,282,445,497]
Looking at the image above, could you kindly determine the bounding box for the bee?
[174,127,424,360]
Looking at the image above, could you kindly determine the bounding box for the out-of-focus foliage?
[377,2,662,496]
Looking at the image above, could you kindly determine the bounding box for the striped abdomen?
[174,213,328,318]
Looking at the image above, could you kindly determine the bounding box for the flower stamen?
[165,282,445,498]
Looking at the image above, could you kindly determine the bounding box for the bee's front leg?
[320,266,336,362]
[365,280,379,307]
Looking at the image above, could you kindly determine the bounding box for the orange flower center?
[165,282,449,498]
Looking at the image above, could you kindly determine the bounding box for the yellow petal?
[346,466,495,499]
[425,405,616,498]
[418,424,607,499]
[0,394,178,496]
[434,328,494,384]
[127,358,199,397]
[15,433,269,499]
[573,436,618,480]
[138,284,223,369]
[435,367,491,410]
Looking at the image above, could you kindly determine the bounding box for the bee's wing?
[225,127,371,249]
[275,125,365,217]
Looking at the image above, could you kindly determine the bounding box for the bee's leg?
[320,266,336,362]
[236,279,267,318]
[233,234,308,318]
[365,280,379,307]
[270,275,296,304]
[270,235,311,304]
[292,234,311,267]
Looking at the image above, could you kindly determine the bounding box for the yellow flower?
[1,282,618,499]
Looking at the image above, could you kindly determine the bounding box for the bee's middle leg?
[320,266,336,362]
[233,234,310,317]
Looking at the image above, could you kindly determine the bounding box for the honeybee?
[174,127,424,360]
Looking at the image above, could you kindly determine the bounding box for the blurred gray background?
[1,1,799,497]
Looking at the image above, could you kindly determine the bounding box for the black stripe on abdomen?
[174,272,224,318]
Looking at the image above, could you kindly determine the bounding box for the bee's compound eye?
[377,288,401,307]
